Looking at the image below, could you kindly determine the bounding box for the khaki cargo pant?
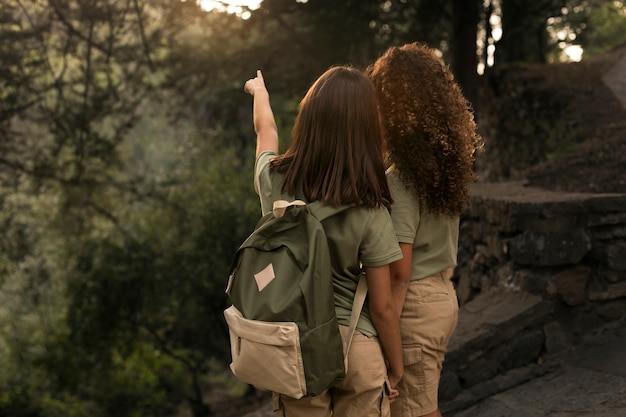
[273,324,391,417]
[391,269,459,417]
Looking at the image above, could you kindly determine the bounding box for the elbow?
[393,273,410,285]
[255,124,278,136]
[369,301,398,324]
[390,262,411,288]
[391,272,410,289]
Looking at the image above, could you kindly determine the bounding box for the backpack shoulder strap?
[272,199,306,218]
[344,274,367,369]
[267,168,351,222]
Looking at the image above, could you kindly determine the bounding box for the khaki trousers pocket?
[402,344,426,394]
[224,306,306,399]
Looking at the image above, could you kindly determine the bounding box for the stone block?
[497,329,544,371]
[458,357,498,387]
[605,270,626,283]
[507,202,587,233]
[596,301,626,320]
[439,371,462,402]
[587,211,626,227]
[507,229,591,266]
[589,281,626,301]
[457,246,473,268]
[583,194,626,213]
[514,269,550,295]
[485,234,505,261]
[543,321,571,354]
[493,263,516,289]
[456,271,474,306]
[459,220,476,248]
[471,245,491,269]
[607,241,626,271]
[448,288,552,358]
[463,364,550,409]
[547,266,591,306]
[588,225,626,240]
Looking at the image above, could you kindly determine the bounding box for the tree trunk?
[451,0,481,112]
[495,0,566,65]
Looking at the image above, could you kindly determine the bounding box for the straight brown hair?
[271,66,391,208]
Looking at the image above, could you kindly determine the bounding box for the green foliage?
[578,0,626,55]
[543,0,626,61]
[0,389,92,417]
[0,179,92,417]
[82,346,190,417]
[57,113,259,414]
[0,2,263,414]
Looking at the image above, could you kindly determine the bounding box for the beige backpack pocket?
[223,306,307,399]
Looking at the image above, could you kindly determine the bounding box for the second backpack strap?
[343,274,368,372]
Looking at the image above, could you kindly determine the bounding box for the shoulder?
[254,150,281,215]
[353,206,403,266]
[386,166,406,195]
[386,166,419,209]
[347,205,393,230]
[255,150,277,170]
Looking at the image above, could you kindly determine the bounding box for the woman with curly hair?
[366,43,482,417]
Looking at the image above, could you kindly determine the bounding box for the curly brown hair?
[366,42,482,217]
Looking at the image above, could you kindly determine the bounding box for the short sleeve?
[254,150,278,215]
[387,169,419,244]
[359,208,403,267]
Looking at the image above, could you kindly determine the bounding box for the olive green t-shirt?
[387,168,459,280]
[255,151,403,336]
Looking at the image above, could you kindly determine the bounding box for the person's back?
[256,158,402,337]
[386,168,460,280]
[245,66,404,417]
[367,43,483,417]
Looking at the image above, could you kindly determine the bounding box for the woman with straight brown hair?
[244,66,403,417]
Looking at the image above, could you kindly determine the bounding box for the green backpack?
[224,200,367,398]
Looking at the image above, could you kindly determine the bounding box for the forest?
[1,1,625,416]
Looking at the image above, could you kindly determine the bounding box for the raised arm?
[244,69,279,157]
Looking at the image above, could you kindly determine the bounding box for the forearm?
[365,264,404,385]
[252,89,279,157]
[370,302,403,383]
[244,70,279,157]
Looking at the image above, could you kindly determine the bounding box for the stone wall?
[440,181,626,415]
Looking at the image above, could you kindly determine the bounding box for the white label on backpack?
[254,263,275,292]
